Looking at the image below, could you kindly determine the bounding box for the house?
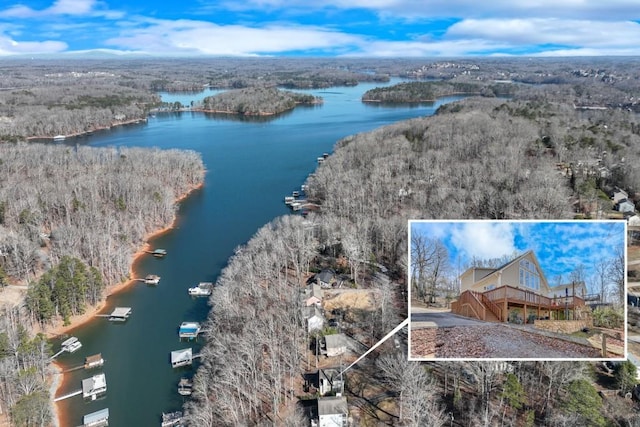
[322,333,348,357]
[616,199,635,214]
[612,189,629,204]
[452,250,585,323]
[316,269,335,288]
[318,368,344,396]
[304,306,325,333]
[304,283,324,306]
[315,396,348,427]
[547,282,587,299]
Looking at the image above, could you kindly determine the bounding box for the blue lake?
[54,79,464,426]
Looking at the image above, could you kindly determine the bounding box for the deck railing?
[484,285,554,307]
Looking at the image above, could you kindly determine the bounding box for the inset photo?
[409,220,626,361]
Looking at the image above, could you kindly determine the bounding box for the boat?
[161,411,183,427]
[292,190,300,197]
[177,377,193,396]
[284,196,295,205]
[53,135,66,142]
[66,340,83,353]
[188,282,212,297]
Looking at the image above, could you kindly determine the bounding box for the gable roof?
[318,396,348,416]
[460,250,549,289]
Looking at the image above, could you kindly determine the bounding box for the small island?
[199,86,322,116]
[361,80,515,103]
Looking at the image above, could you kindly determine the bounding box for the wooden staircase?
[451,290,503,322]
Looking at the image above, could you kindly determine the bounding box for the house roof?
[83,408,109,424]
[318,396,348,416]
[319,368,342,383]
[460,250,549,289]
[317,269,335,284]
[324,333,347,350]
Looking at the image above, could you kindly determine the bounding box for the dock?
[142,274,161,285]
[177,377,193,396]
[53,389,82,402]
[179,322,202,340]
[188,282,213,297]
[85,353,104,369]
[51,337,82,359]
[95,307,132,321]
[82,373,107,400]
[145,248,167,258]
[83,408,109,427]
[170,348,193,368]
[161,411,183,427]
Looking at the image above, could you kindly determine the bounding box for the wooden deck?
[452,285,585,323]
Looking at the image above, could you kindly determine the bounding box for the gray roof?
[171,348,192,364]
[83,408,109,424]
[318,396,348,416]
[324,333,347,350]
[317,269,335,284]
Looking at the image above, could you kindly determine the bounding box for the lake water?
[54,80,464,426]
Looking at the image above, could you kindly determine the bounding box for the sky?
[410,220,626,291]
[0,1,639,57]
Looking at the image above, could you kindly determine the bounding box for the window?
[519,259,540,291]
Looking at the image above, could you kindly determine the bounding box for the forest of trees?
[0,143,205,316]
[201,87,321,115]
[362,81,516,102]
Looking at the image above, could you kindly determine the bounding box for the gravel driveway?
[411,324,602,359]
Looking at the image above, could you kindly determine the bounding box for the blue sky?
[410,220,625,290]
[1,0,639,56]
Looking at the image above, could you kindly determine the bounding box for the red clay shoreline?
[49,181,204,427]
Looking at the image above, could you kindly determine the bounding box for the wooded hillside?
[0,143,205,322]
[201,87,320,115]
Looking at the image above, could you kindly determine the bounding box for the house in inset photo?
[409,220,626,360]
[452,250,587,324]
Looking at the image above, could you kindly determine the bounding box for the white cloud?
[451,222,517,261]
[105,19,362,56]
[0,0,121,19]
[217,0,640,21]
[447,19,640,48]
[0,35,67,55]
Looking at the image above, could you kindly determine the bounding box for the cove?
[53,79,465,426]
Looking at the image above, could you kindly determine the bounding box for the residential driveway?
[411,307,490,329]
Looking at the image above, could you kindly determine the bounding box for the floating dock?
[82,373,107,400]
[179,322,201,340]
[170,348,193,368]
[188,282,213,297]
[83,408,109,427]
[84,353,104,369]
[161,411,183,427]
[177,377,193,396]
[143,274,161,285]
[146,248,167,258]
[96,307,132,321]
[51,337,82,359]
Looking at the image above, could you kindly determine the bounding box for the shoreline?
[25,117,148,142]
[50,181,204,426]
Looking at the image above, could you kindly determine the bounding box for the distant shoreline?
[25,117,148,142]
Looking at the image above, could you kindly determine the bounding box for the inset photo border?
[408,220,627,361]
